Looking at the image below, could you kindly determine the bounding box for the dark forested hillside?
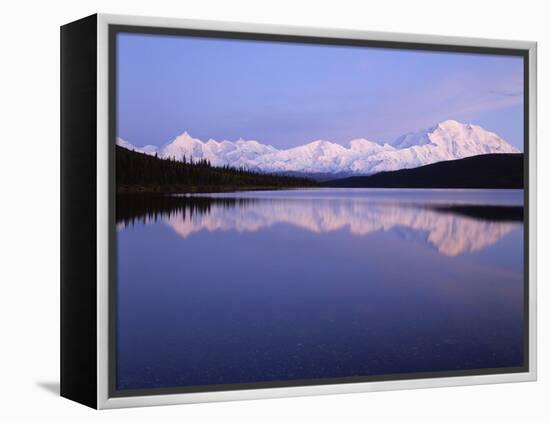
[324,153,524,189]
[116,145,318,193]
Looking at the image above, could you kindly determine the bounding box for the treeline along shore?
[117,145,524,192]
[116,145,318,193]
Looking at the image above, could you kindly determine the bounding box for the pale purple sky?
[117,32,524,151]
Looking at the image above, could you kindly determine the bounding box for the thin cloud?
[489,89,523,97]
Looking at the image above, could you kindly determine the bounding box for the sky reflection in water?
[116,189,524,390]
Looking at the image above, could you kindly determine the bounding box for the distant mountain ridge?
[118,120,520,176]
[324,153,523,189]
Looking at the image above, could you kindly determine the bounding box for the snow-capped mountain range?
[117,120,520,176]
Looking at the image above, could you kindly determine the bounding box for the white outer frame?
[96,13,537,409]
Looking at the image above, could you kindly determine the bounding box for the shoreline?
[116,184,303,195]
[117,185,524,195]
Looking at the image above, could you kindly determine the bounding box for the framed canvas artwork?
[60,14,537,409]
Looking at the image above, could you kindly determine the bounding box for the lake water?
[116,188,525,391]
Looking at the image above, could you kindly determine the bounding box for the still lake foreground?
[116,188,524,390]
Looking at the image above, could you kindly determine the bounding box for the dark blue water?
[116,189,524,390]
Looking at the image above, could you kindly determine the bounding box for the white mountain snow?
[117,120,520,176]
[116,137,158,155]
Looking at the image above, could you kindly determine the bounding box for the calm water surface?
[116,188,524,390]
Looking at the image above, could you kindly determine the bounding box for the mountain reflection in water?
[116,189,523,257]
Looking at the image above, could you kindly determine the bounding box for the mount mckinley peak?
[117,120,520,176]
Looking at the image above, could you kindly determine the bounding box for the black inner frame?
[108,24,530,398]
